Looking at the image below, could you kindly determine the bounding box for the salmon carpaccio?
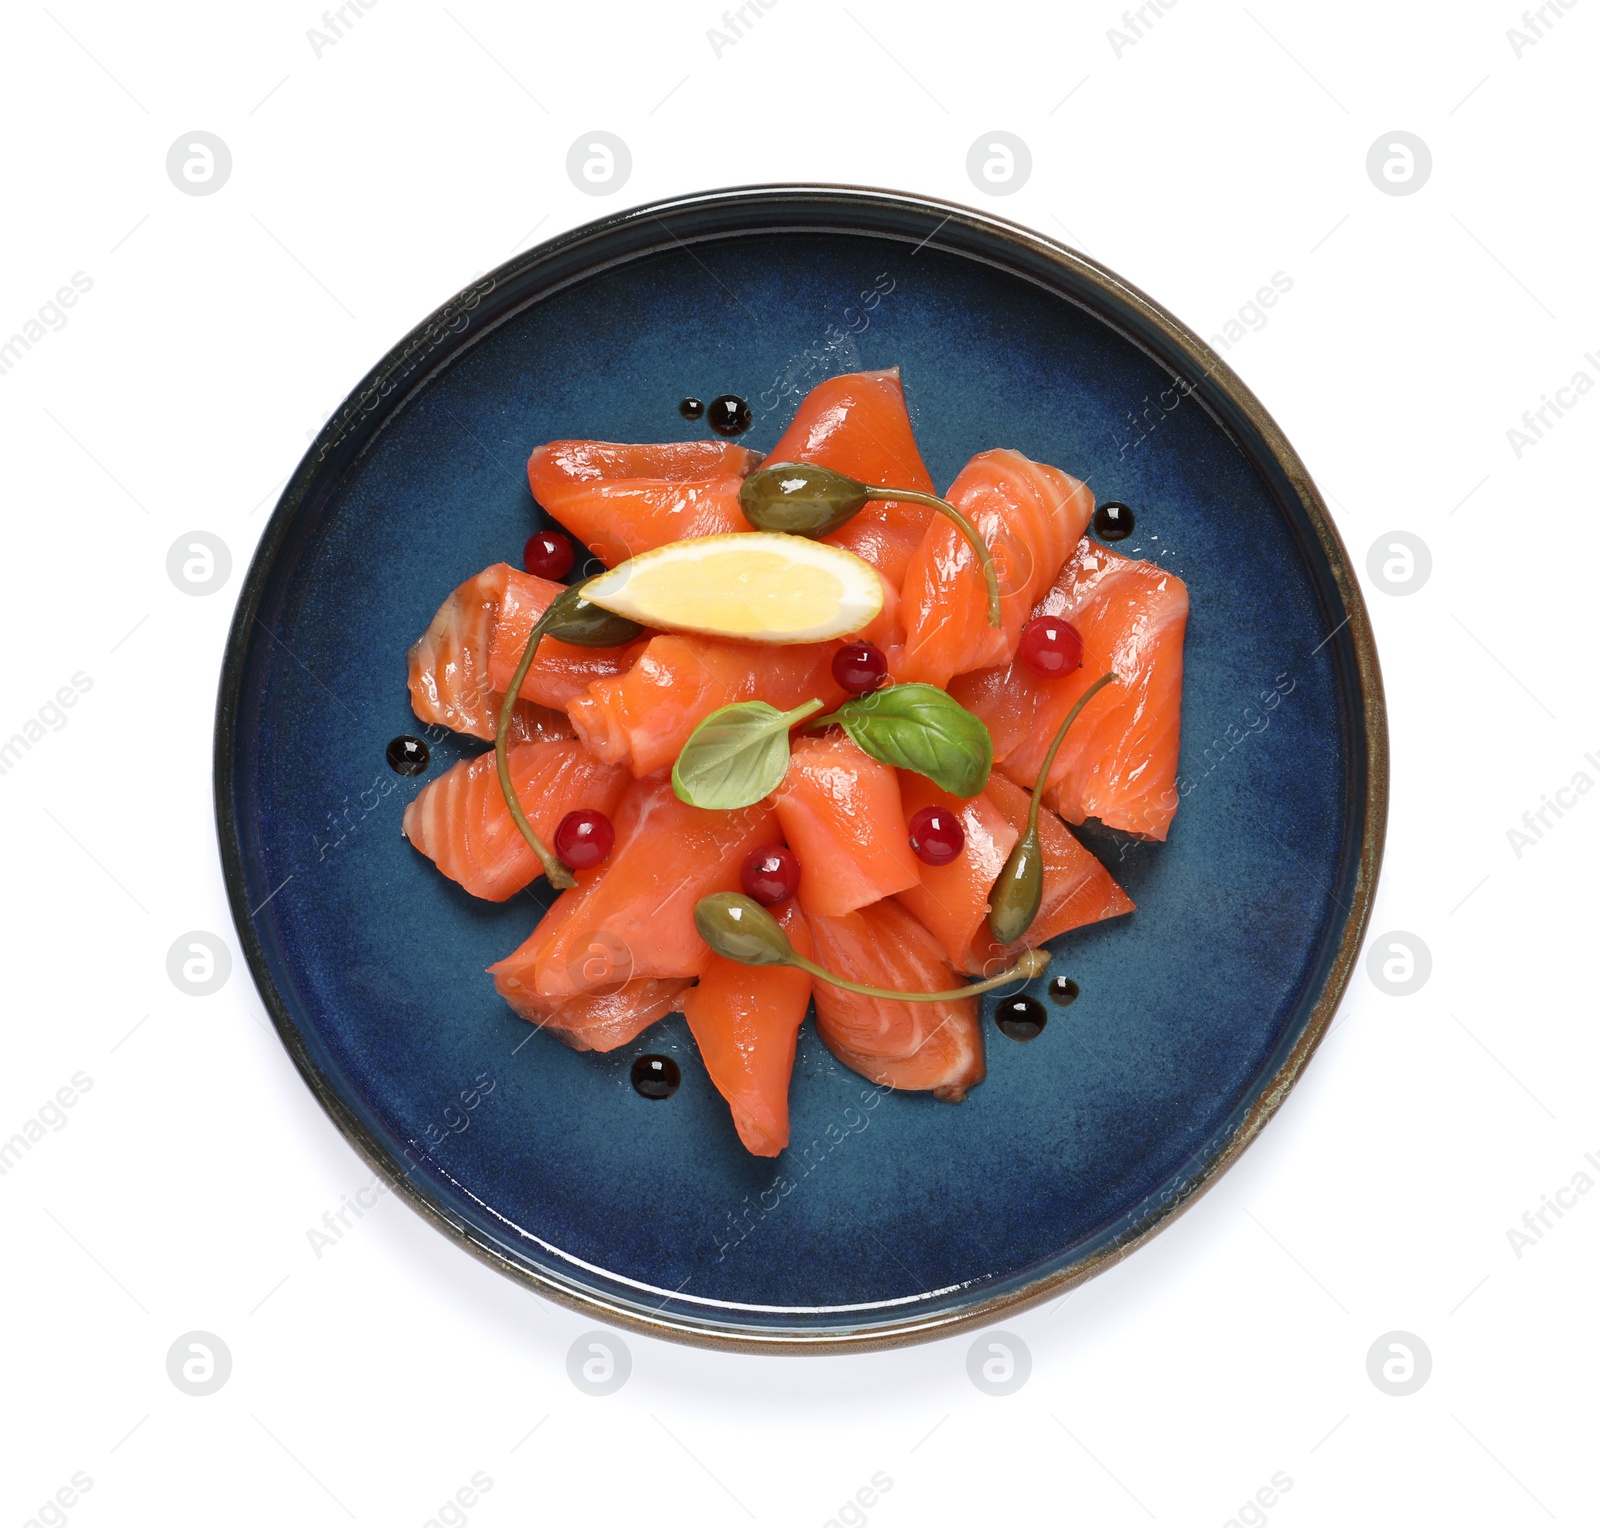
[895,450,1093,689]
[408,563,635,739]
[965,774,1134,973]
[808,900,985,1100]
[766,368,938,586]
[487,777,777,1002]
[681,901,813,1157]
[951,539,1190,841]
[401,366,1197,1152]
[568,635,847,777]
[497,978,691,1053]
[528,440,762,567]
[401,739,629,902]
[773,734,921,920]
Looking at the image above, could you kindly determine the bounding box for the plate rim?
[214,181,1388,1354]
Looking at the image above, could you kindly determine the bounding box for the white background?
[2,1,1596,1524]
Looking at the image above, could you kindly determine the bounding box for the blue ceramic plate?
[216,187,1385,1351]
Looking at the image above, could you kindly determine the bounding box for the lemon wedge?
[579,533,883,644]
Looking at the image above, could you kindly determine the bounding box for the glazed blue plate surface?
[216,188,1383,1350]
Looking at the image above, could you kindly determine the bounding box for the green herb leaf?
[822,683,993,798]
[672,697,824,810]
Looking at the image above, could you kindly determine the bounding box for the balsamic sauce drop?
[1048,975,1080,1008]
[1093,501,1135,541]
[995,995,1048,1042]
[707,394,752,437]
[631,1054,681,1099]
[386,735,430,776]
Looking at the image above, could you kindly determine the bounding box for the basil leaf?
[827,683,993,798]
[672,698,824,810]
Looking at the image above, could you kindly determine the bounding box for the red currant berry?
[524,530,575,580]
[1017,616,1083,678]
[740,845,800,906]
[553,809,613,870]
[908,806,965,866]
[832,641,888,695]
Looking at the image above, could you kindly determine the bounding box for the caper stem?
[1025,671,1119,838]
[867,487,1002,628]
[495,604,576,891]
[786,946,1049,1002]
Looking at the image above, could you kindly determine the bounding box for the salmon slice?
[401,739,629,902]
[858,571,903,652]
[766,369,938,584]
[528,440,763,567]
[773,733,921,920]
[473,564,646,711]
[409,563,634,739]
[497,977,690,1053]
[892,773,1017,971]
[895,450,1093,689]
[567,635,845,777]
[681,901,813,1157]
[965,773,1135,974]
[807,901,985,1100]
[487,777,778,1001]
[951,539,1190,840]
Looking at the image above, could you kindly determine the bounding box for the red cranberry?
[740,845,800,906]
[553,809,613,869]
[908,806,965,866]
[1017,616,1083,678]
[524,530,575,580]
[832,641,888,695]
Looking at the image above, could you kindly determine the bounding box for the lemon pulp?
[581,533,882,644]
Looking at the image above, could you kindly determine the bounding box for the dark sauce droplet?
[1093,501,1135,541]
[631,1054,681,1100]
[995,995,1048,1042]
[679,396,705,422]
[386,735,430,776]
[707,394,752,437]
[1048,975,1080,1008]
